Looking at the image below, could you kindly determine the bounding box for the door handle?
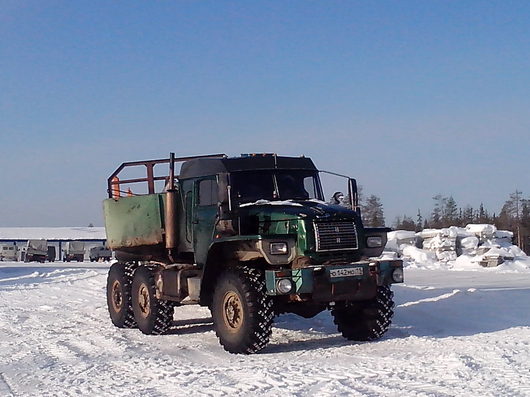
[192,220,199,224]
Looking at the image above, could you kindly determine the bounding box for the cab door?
[192,177,219,266]
[178,179,194,253]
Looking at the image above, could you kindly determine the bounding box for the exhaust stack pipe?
[165,152,178,261]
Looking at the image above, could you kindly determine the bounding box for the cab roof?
[179,154,317,179]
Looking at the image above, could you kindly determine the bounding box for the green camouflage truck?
[104,153,403,354]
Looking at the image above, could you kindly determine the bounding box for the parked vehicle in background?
[63,242,85,262]
[89,246,112,262]
[47,246,56,262]
[0,243,18,261]
[104,153,404,354]
[23,239,48,263]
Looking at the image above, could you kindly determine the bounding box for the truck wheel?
[211,267,274,354]
[131,266,174,335]
[107,262,136,328]
[332,286,394,341]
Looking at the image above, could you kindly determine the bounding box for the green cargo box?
[103,194,166,250]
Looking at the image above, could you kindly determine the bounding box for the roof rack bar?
[107,153,226,198]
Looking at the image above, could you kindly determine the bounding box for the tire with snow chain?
[332,286,395,341]
[131,266,174,335]
[211,267,274,354]
[107,262,136,328]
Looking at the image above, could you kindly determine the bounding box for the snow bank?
[401,246,438,269]
[385,230,417,252]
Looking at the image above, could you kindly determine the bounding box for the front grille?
[314,221,358,252]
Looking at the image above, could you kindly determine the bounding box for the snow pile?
[386,224,530,272]
[385,230,417,253]
[459,236,480,255]
[400,246,440,269]
[418,227,461,262]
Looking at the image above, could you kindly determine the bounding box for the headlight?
[392,268,404,283]
[270,242,288,255]
[276,279,293,294]
[366,236,383,248]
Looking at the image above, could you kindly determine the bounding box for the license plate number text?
[329,267,364,278]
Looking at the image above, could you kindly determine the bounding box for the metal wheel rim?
[111,280,123,312]
[138,283,151,318]
[222,291,244,331]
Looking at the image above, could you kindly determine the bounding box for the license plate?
[329,267,364,278]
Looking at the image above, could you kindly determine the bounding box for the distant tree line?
[392,191,530,253]
[344,188,529,253]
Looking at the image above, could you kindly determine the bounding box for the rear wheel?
[332,286,394,341]
[211,267,274,354]
[106,262,136,328]
[131,266,174,335]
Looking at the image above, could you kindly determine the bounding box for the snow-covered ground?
[1,262,529,397]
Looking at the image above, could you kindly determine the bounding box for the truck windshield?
[231,170,323,203]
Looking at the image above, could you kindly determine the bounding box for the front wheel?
[211,267,274,354]
[106,262,136,328]
[332,286,395,341]
[131,266,174,335]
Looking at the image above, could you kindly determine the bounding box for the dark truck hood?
[237,199,358,222]
[235,199,388,258]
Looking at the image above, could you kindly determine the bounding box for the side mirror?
[217,173,231,220]
[217,173,230,205]
[348,178,361,216]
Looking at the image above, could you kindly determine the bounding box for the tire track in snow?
[398,289,461,307]
[0,269,102,291]
[0,373,15,397]
[0,271,40,283]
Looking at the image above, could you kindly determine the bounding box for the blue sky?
[1,1,529,226]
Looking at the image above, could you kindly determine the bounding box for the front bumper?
[264,259,403,302]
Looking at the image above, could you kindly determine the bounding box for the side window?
[198,179,218,206]
[303,176,317,199]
